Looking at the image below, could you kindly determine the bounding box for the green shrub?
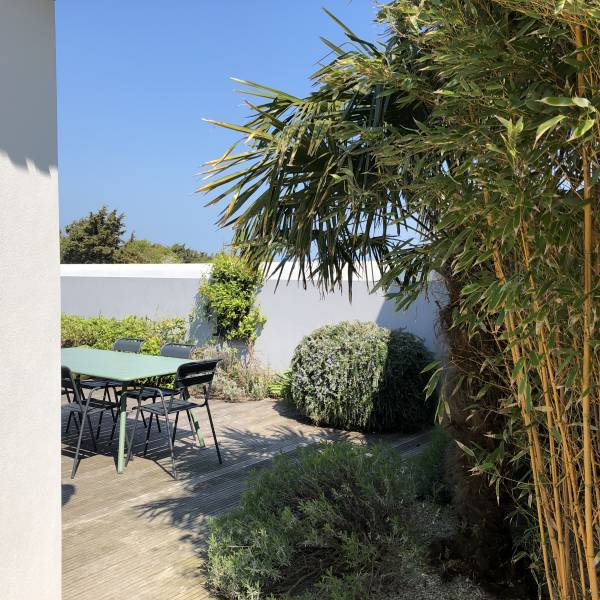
[287,321,435,432]
[268,369,292,400]
[409,426,452,504]
[192,344,276,401]
[206,442,417,599]
[197,252,266,342]
[61,314,187,355]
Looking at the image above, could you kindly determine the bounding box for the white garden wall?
[61,264,443,371]
[0,2,61,599]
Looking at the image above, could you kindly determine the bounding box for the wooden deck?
[62,397,430,600]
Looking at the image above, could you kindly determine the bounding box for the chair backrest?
[113,337,144,353]
[175,359,221,391]
[61,365,83,408]
[160,342,196,360]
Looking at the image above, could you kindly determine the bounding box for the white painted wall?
[0,2,61,599]
[61,264,443,371]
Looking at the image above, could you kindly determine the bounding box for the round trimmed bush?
[206,442,417,599]
[287,321,435,432]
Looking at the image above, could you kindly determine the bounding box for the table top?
[61,347,194,382]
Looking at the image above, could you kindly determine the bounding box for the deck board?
[62,397,430,599]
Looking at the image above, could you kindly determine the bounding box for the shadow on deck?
[62,397,430,600]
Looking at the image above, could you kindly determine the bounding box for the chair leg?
[152,397,161,433]
[162,412,178,479]
[143,412,154,456]
[86,414,97,451]
[108,387,118,421]
[171,412,179,445]
[67,410,83,435]
[95,411,104,440]
[71,410,88,479]
[66,411,73,434]
[186,410,205,448]
[126,403,142,466]
[109,388,119,442]
[205,403,222,464]
[94,386,110,440]
[109,414,117,443]
[129,395,147,428]
[63,389,74,434]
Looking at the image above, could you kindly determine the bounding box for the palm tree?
[200,3,600,597]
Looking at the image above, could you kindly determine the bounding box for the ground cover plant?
[206,439,499,600]
[207,442,419,599]
[200,2,600,596]
[288,321,435,432]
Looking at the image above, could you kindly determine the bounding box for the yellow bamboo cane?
[574,24,599,600]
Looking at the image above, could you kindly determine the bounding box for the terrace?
[61,396,429,599]
[8,2,595,599]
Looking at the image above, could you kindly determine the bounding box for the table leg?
[117,391,128,474]
[189,410,205,448]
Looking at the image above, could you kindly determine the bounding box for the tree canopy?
[60,206,211,264]
[60,206,125,264]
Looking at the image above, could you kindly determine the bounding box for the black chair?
[122,341,197,403]
[113,337,145,353]
[74,337,145,439]
[160,342,196,359]
[62,366,115,478]
[125,359,222,479]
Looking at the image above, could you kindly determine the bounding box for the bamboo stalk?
[565,473,588,598]
[574,23,599,600]
[485,203,558,598]
[519,223,571,594]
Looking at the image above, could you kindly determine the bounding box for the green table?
[61,347,205,473]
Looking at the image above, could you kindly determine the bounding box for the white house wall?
[0,1,61,599]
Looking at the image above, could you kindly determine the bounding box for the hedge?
[61,314,187,355]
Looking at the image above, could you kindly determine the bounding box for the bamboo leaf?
[421,359,442,373]
[456,440,475,458]
[568,118,595,141]
[424,367,443,399]
[495,115,512,129]
[572,96,592,109]
[534,115,566,146]
[539,96,575,106]
[511,357,526,381]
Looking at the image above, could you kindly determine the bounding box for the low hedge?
[61,314,187,355]
[206,442,417,599]
[61,314,278,398]
[287,321,436,432]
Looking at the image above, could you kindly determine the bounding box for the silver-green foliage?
[192,343,275,401]
[288,321,435,432]
[206,442,417,600]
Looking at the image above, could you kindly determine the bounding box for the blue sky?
[56,1,381,253]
